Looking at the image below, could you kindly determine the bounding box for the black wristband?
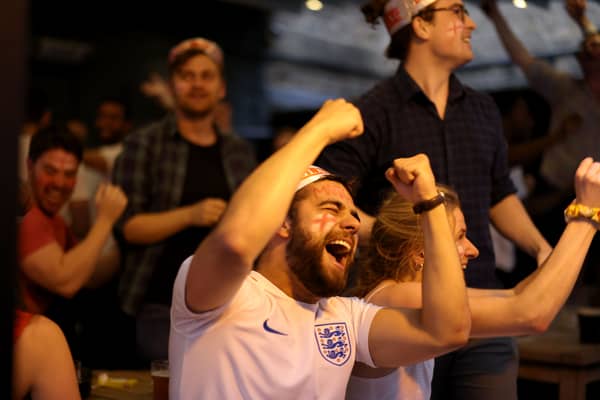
[413,192,446,214]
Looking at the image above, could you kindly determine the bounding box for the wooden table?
[89,370,153,400]
[517,329,600,400]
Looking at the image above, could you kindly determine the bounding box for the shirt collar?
[448,74,466,102]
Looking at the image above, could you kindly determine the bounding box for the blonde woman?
[347,157,600,400]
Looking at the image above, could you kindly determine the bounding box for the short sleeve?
[349,297,382,368]
[170,256,254,335]
[19,209,59,262]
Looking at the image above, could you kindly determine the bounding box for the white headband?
[295,165,332,192]
[383,0,438,35]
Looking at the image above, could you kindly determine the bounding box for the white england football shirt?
[169,256,381,399]
[345,359,434,400]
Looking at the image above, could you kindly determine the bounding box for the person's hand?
[385,154,438,204]
[574,157,600,208]
[188,198,227,227]
[140,73,175,110]
[480,0,500,18]
[304,99,363,145]
[95,183,128,223]
[565,0,586,24]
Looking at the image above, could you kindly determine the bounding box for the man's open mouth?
[325,239,352,269]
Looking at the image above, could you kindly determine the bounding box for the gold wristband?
[564,201,600,230]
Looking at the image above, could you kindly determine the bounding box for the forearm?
[490,195,551,262]
[486,5,535,70]
[215,126,332,262]
[68,200,91,239]
[576,15,598,36]
[122,206,192,244]
[186,101,362,312]
[420,206,471,345]
[58,217,115,296]
[469,220,595,337]
[84,243,120,288]
[511,220,596,332]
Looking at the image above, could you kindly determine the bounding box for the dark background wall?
[1,0,26,396]
[29,1,271,141]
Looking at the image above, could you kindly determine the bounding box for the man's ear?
[278,218,291,239]
[412,16,431,40]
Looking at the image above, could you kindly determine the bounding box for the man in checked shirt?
[317,1,552,399]
[112,37,256,362]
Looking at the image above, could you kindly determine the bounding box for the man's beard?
[176,94,216,120]
[286,223,352,298]
[178,105,213,120]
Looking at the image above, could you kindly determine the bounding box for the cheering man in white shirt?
[169,99,471,399]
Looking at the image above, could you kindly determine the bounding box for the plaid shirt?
[318,66,516,289]
[112,114,256,315]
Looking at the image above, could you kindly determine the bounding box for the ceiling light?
[305,0,323,11]
[513,0,527,9]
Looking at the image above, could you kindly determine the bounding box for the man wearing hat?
[317,0,552,399]
[169,99,472,399]
[113,37,256,362]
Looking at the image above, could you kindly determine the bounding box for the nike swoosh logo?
[263,319,287,336]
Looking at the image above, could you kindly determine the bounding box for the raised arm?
[20,184,127,298]
[565,0,598,36]
[185,99,364,312]
[481,0,536,71]
[140,73,175,111]
[368,155,471,368]
[361,160,598,340]
[471,157,599,336]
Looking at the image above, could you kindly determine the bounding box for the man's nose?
[54,173,72,188]
[340,213,360,234]
[466,14,477,31]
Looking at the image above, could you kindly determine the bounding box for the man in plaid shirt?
[112,37,256,362]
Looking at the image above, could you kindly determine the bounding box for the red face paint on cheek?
[312,213,337,233]
[447,21,464,36]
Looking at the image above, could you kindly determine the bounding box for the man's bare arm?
[185,100,364,312]
[21,185,126,297]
